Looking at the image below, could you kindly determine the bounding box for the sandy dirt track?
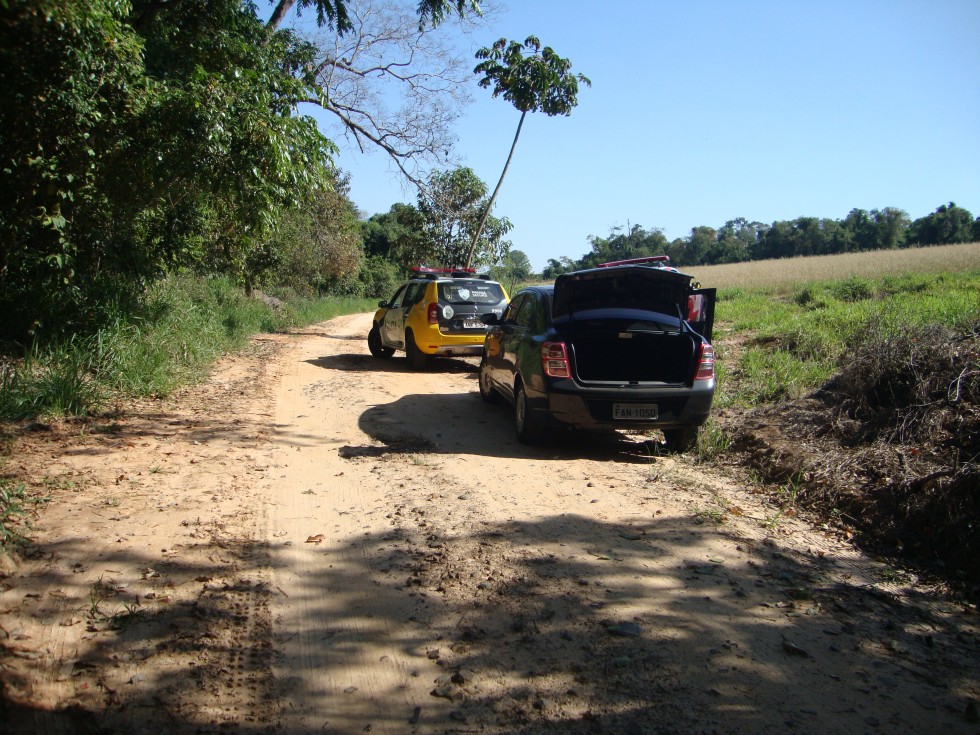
[1,313,977,734]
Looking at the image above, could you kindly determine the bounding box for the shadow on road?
[5,505,970,733]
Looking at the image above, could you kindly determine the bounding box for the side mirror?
[378,300,388,308]
[481,313,500,325]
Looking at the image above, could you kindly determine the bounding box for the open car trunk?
[558,316,700,384]
[552,263,713,385]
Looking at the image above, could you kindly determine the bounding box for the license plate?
[613,403,658,420]
[463,319,484,329]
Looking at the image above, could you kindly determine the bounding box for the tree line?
[1,0,596,344]
[543,202,980,278]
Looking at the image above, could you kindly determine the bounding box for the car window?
[403,282,425,307]
[502,293,526,323]
[387,285,407,309]
[514,293,539,329]
[438,281,505,305]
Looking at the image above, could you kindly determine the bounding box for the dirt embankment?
[1,314,978,734]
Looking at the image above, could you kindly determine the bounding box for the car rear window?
[438,281,505,305]
[554,269,690,317]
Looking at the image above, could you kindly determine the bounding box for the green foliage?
[264,174,362,297]
[581,225,668,269]
[559,202,970,272]
[417,167,512,268]
[474,35,590,116]
[489,249,533,292]
[0,478,35,550]
[542,256,576,279]
[281,294,377,325]
[829,276,874,302]
[361,203,430,268]
[0,337,105,418]
[717,270,980,407]
[910,202,975,246]
[0,0,335,341]
[269,0,479,33]
[358,255,401,299]
[693,418,732,462]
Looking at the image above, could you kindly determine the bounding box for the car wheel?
[663,427,698,453]
[515,382,544,444]
[368,325,394,358]
[478,356,502,404]
[405,330,428,370]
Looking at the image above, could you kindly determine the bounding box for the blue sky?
[288,0,980,271]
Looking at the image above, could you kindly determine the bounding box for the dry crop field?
[685,241,980,290]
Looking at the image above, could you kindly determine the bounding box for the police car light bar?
[596,255,671,268]
[412,266,477,274]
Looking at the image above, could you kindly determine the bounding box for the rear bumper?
[526,379,715,431]
[417,324,487,356]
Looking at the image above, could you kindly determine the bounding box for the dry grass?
[684,241,980,290]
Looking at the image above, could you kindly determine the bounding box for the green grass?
[0,274,377,420]
[715,269,980,407]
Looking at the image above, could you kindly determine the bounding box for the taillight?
[542,342,570,378]
[694,343,714,381]
[688,293,704,322]
[427,303,439,324]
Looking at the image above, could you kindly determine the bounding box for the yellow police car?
[368,268,509,368]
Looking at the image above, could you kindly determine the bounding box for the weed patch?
[0,478,45,551]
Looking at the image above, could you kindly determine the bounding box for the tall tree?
[466,35,589,267]
[870,207,910,250]
[265,171,362,296]
[361,203,429,266]
[295,0,489,186]
[489,248,532,290]
[417,167,511,268]
[910,202,975,245]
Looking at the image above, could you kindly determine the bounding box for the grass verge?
[713,268,979,596]
[0,274,376,420]
[714,269,980,407]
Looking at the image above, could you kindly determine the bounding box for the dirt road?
[1,313,977,734]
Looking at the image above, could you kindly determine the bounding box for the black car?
[478,257,716,449]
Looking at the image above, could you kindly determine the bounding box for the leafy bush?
[359,256,401,299]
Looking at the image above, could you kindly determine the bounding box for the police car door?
[381,285,407,348]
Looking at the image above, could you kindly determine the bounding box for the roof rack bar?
[596,255,671,268]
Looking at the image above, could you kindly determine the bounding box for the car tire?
[405,330,428,370]
[515,382,545,444]
[478,356,502,404]
[368,325,394,359]
[663,427,698,453]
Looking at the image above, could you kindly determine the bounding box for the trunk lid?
[553,264,694,321]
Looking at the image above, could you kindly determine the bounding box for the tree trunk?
[465,109,527,269]
[267,0,296,29]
